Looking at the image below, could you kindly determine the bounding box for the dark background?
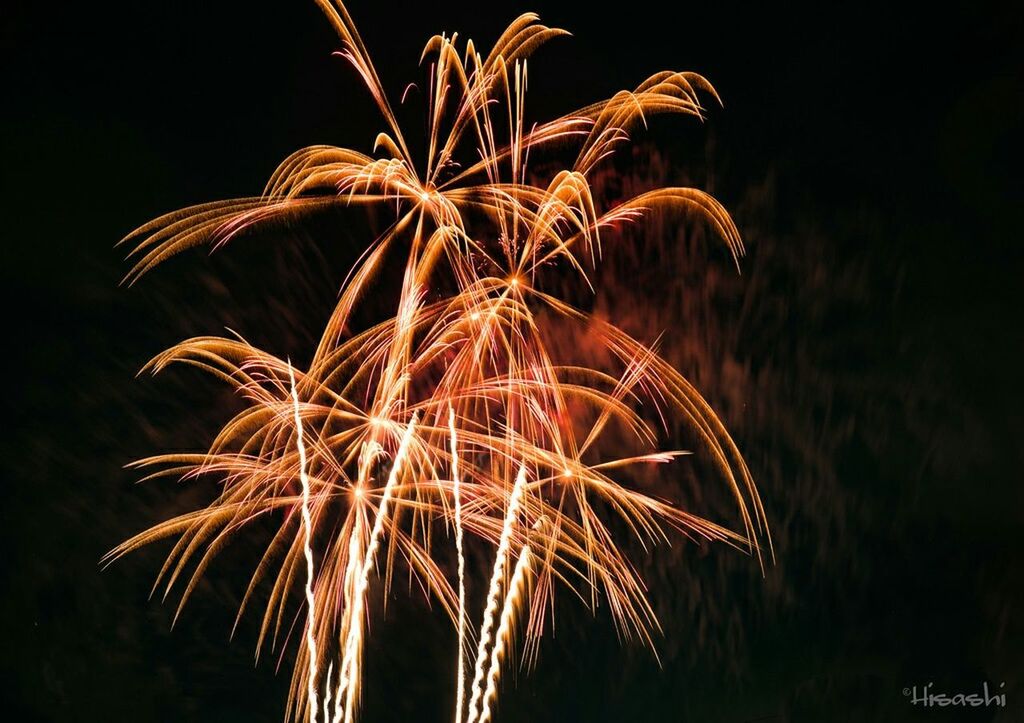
[2,1,1022,721]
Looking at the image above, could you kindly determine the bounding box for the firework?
[107,1,771,720]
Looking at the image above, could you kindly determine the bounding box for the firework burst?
[106,2,772,720]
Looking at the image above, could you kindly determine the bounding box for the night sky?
[3,1,1022,721]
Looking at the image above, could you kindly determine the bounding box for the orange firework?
[106,2,771,721]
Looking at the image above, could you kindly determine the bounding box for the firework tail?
[289,362,321,723]
[337,413,419,723]
[450,406,468,723]
[478,545,533,723]
[466,465,528,723]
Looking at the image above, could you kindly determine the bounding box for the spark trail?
[466,466,528,723]
[479,545,533,723]
[451,406,469,723]
[289,361,321,723]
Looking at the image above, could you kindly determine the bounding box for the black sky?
[2,1,1022,721]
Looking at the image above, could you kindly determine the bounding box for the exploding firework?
[106,1,771,720]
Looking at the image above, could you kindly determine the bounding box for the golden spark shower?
[106,1,772,720]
